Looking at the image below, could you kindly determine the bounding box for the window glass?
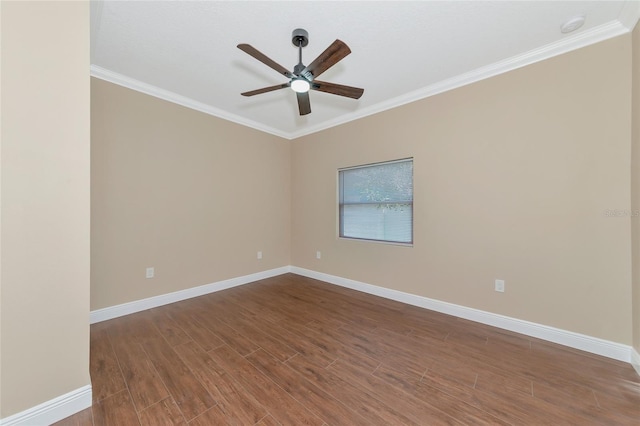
[339,158,413,244]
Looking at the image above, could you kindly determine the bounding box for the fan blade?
[241,83,289,97]
[237,44,294,78]
[311,80,364,99]
[296,91,311,116]
[300,39,351,80]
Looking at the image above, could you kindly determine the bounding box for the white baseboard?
[0,385,92,426]
[90,266,291,324]
[90,264,636,368]
[632,347,640,376]
[291,267,635,364]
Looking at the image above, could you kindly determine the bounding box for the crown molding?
[288,18,633,139]
[92,12,637,141]
[619,0,640,30]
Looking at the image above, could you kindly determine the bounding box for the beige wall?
[292,35,633,344]
[0,1,90,418]
[91,79,291,310]
[632,22,640,357]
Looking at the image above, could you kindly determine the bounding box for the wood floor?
[55,273,640,425]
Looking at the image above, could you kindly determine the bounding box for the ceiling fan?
[238,29,364,116]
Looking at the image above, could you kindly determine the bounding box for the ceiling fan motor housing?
[292,28,309,47]
[293,63,306,76]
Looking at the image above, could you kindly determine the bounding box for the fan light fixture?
[291,78,310,93]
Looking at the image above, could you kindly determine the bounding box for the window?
[339,158,413,244]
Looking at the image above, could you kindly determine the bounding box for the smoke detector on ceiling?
[561,15,586,34]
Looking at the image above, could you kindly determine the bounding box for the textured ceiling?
[90,1,640,139]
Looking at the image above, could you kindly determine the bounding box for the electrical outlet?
[316,251,321,259]
[146,267,155,279]
[495,279,505,293]
[257,251,262,260]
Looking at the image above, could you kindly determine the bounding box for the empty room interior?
[2,1,640,425]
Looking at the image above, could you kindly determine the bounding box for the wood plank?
[138,397,186,426]
[89,324,126,402]
[373,360,535,424]
[223,310,338,368]
[246,348,372,426]
[141,335,215,421]
[327,321,430,377]
[255,414,281,426]
[92,390,140,426]
[273,350,422,425]
[163,304,225,351]
[188,405,232,426]
[108,319,169,411]
[214,310,299,362]
[277,319,381,373]
[208,345,325,426]
[190,309,260,356]
[297,355,461,425]
[474,367,533,397]
[592,389,640,424]
[147,308,192,347]
[173,340,268,424]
